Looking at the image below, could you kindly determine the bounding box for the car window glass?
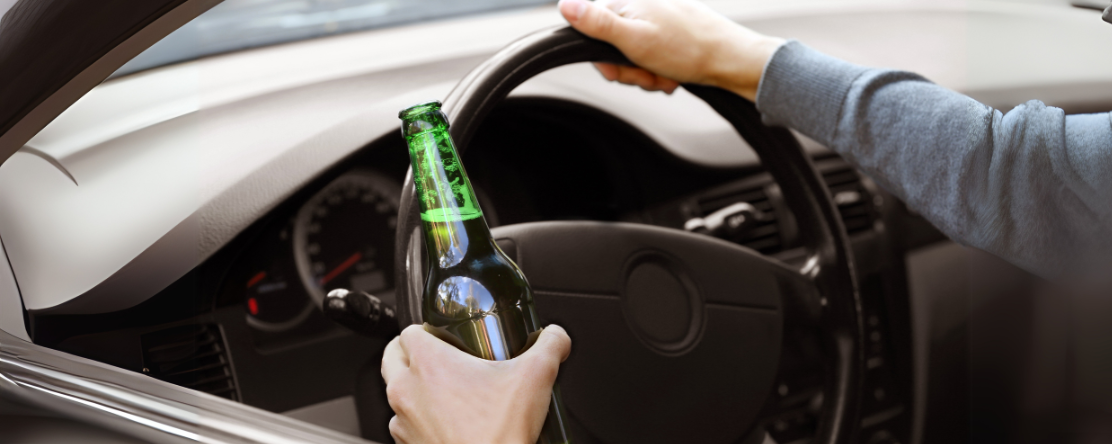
[111,0,552,78]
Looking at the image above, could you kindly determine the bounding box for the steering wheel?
[392,26,864,444]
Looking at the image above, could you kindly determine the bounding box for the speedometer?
[293,169,401,311]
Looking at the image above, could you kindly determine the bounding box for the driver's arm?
[560,0,1112,277]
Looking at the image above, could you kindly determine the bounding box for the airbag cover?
[491,221,784,444]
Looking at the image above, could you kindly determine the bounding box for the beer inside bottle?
[399,100,571,444]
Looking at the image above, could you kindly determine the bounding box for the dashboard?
[28,147,414,415]
[25,97,946,443]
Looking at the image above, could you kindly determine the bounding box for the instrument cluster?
[221,168,402,341]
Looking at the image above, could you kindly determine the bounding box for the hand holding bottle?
[381,324,572,444]
[557,0,784,101]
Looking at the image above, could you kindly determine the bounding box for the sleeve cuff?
[755,40,870,144]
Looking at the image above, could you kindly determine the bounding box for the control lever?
[684,202,769,238]
[322,288,400,337]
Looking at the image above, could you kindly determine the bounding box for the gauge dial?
[294,170,401,310]
[242,224,315,332]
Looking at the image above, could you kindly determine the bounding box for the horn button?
[493,221,786,444]
[621,252,702,355]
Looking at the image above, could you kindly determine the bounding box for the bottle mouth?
[399,100,443,119]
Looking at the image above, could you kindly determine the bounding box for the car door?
[0,1,375,442]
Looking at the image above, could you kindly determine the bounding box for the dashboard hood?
[0,0,222,319]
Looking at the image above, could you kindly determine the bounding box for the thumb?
[520,324,572,365]
[558,0,631,44]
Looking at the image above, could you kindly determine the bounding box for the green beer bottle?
[399,100,571,444]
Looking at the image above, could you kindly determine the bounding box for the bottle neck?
[402,114,491,268]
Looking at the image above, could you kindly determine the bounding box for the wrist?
[705,31,785,102]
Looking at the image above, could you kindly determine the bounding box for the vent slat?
[821,164,875,235]
[201,386,237,396]
[142,324,239,402]
[186,374,236,386]
[146,339,209,353]
[164,373,232,388]
[842,219,873,231]
[822,170,859,186]
[696,185,783,254]
[146,338,218,355]
[699,193,768,214]
[151,347,223,365]
[742,237,782,251]
[688,161,877,253]
[163,361,229,377]
[838,205,871,218]
[741,223,780,239]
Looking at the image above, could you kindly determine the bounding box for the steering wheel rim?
[393,26,864,444]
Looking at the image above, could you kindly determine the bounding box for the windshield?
[112,0,553,77]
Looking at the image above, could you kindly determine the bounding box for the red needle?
[246,271,267,288]
[319,252,362,286]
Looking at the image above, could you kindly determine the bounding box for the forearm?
[755,41,1112,276]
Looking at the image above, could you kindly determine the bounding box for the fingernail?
[559,0,588,23]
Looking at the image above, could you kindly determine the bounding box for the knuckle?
[617,69,636,84]
[589,9,617,38]
[385,383,409,413]
[595,17,614,38]
[388,416,404,440]
[405,349,421,368]
[385,380,401,398]
[400,324,423,341]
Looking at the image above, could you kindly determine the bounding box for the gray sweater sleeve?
[755,41,1112,277]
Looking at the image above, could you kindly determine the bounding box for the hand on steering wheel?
[558,0,784,100]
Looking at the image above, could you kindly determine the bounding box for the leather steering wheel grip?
[392,26,864,444]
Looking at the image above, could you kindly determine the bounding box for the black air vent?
[697,184,782,254]
[141,324,239,401]
[821,165,874,235]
